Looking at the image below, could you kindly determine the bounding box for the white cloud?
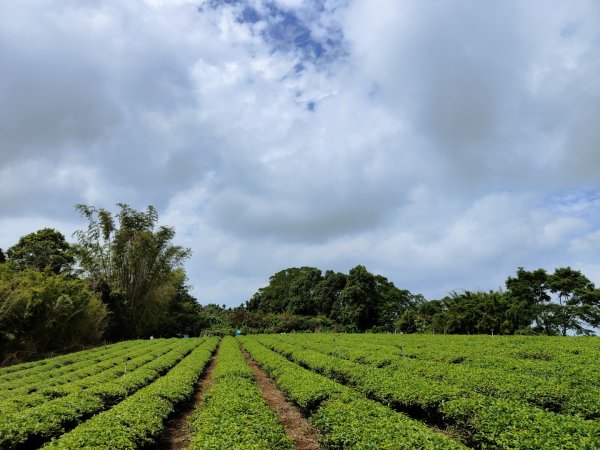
[271,0,306,10]
[1,0,600,303]
[540,217,589,247]
[570,230,600,254]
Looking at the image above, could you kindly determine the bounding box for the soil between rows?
[153,340,323,450]
[153,344,220,450]
[241,347,324,450]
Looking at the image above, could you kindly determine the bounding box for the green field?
[1,334,599,449]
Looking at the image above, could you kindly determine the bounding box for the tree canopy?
[247,265,420,332]
[0,204,201,364]
[547,267,600,336]
[73,203,191,338]
[3,205,600,366]
[6,228,74,274]
[0,264,107,364]
[245,265,600,336]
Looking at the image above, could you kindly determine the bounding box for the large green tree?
[397,299,447,334]
[547,267,600,336]
[6,228,74,274]
[73,204,190,338]
[374,275,421,333]
[505,267,550,332]
[409,289,524,335]
[246,267,324,315]
[313,270,347,317]
[287,267,323,315]
[154,270,203,337]
[505,266,600,335]
[332,265,379,331]
[247,265,424,332]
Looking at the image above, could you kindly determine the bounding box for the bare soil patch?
[241,347,324,450]
[153,343,220,450]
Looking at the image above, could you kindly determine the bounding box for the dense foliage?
[0,338,213,448]
[74,203,191,339]
[246,265,420,332]
[247,334,600,449]
[0,204,198,364]
[2,334,599,449]
[5,228,74,275]
[188,336,293,449]
[43,338,217,449]
[0,264,107,364]
[2,203,600,366]
[244,266,600,335]
[240,336,467,449]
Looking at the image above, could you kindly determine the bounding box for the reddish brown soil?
[154,344,220,450]
[242,348,325,450]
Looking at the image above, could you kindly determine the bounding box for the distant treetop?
[6,228,74,274]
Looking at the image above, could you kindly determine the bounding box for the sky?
[1,0,600,306]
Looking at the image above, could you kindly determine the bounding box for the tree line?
[241,265,600,335]
[0,204,199,364]
[2,203,599,364]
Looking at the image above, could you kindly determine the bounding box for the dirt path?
[242,347,324,450]
[154,343,220,450]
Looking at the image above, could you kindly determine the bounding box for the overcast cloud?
[1,0,600,305]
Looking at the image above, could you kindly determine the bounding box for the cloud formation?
[1,0,599,305]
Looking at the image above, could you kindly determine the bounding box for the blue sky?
[1,0,600,306]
